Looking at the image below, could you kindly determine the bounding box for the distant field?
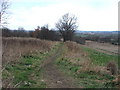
[84,40,119,55]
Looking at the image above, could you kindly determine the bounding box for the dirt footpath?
[41,44,78,88]
[84,41,119,55]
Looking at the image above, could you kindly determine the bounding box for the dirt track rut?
[42,44,78,88]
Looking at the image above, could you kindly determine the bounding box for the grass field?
[55,41,119,88]
[2,37,58,88]
[3,52,49,88]
[81,46,118,66]
[2,38,119,88]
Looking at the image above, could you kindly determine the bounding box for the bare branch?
[0,0,10,27]
[56,13,78,41]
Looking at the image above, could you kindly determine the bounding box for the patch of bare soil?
[84,40,119,55]
[41,44,79,88]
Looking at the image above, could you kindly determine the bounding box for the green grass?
[55,56,116,88]
[55,45,118,88]
[81,46,118,66]
[56,57,80,73]
[3,53,47,88]
[3,43,61,88]
[3,42,118,88]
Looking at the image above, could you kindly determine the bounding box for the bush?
[2,28,12,37]
[36,26,61,41]
[106,61,118,75]
[73,36,86,45]
[2,28,31,37]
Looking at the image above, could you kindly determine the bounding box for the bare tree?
[56,13,78,42]
[0,0,10,28]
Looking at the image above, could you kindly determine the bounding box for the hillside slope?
[2,38,119,88]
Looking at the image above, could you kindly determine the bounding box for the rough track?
[41,44,78,88]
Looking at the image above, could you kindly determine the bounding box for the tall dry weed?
[65,41,82,53]
[106,61,118,75]
[2,37,56,66]
[64,41,109,75]
[64,41,88,63]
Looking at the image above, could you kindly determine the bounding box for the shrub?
[73,36,86,45]
[106,61,118,75]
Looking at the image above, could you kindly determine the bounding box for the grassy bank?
[2,38,59,88]
[3,52,46,88]
[2,37,55,66]
[56,57,116,88]
[81,46,118,66]
[55,41,118,88]
[2,38,119,88]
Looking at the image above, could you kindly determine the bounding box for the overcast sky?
[7,0,119,31]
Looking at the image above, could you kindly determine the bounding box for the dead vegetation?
[2,38,119,88]
[2,37,58,88]
[106,61,118,75]
[57,41,119,88]
[65,41,82,53]
[2,37,56,66]
[64,41,98,73]
[63,41,118,76]
[111,75,120,88]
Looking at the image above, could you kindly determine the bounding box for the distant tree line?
[1,0,84,44]
[2,27,87,45]
[1,5,119,46]
[2,27,119,45]
[2,26,61,41]
[32,25,61,41]
[2,28,31,37]
[2,13,82,43]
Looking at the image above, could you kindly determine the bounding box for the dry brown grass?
[64,41,89,63]
[77,60,101,73]
[65,41,82,53]
[107,74,120,88]
[63,41,110,75]
[106,61,118,75]
[64,41,88,63]
[2,37,57,66]
[2,37,58,88]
